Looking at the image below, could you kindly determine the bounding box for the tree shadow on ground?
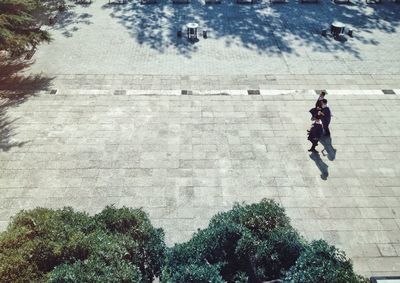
[309,151,329,180]
[0,56,54,152]
[55,10,93,37]
[0,101,31,152]
[101,0,400,57]
[44,2,94,38]
[320,136,336,161]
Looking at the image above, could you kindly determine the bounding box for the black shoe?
[308,149,318,153]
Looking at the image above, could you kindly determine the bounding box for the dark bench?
[270,0,287,4]
[108,0,127,3]
[25,48,36,60]
[237,0,257,4]
[300,0,318,3]
[333,0,351,4]
[48,15,57,25]
[172,0,189,4]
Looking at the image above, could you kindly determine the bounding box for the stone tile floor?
[1,90,400,277]
[27,0,400,76]
[46,73,400,91]
[2,0,400,278]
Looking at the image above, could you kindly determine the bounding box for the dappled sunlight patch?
[23,0,400,75]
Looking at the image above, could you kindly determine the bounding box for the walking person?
[309,91,327,120]
[315,91,326,109]
[319,99,331,137]
[307,115,323,152]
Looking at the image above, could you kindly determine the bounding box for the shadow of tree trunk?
[0,54,54,152]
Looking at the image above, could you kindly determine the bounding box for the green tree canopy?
[162,199,368,283]
[162,199,306,282]
[284,240,369,283]
[0,0,51,56]
[0,206,165,283]
[0,200,368,283]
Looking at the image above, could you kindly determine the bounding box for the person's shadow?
[319,136,337,161]
[309,152,329,180]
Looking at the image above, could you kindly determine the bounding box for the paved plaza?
[1,91,400,277]
[27,0,400,77]
[1,0,400,279]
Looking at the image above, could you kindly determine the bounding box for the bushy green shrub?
[49,255,143,283]
[162,199,305,282]
[0,207,93,282]
[0,206,165,283]
[161,263,225,283]
[0,200,368,283]
[94,206,165,281]
[162,199,367,283]
[283,240,368,283]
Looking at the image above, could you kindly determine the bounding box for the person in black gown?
[307,115,323,152]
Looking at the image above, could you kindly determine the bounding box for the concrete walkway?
[1,90,399,277]
[42,74,400,92]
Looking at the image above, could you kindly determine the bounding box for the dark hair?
[320,91,326,96]
[322,99,327,104]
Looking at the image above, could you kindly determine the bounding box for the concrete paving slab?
[1,91,400,277]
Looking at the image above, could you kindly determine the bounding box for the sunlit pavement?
[1,90,400,277]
